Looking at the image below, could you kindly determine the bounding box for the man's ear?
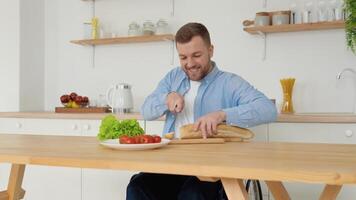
[209,45,214,58]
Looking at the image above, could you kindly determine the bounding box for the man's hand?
[193,111,226,139]
[166,92,184,114]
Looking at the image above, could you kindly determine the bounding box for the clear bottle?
[142,20,155,35]
[156,19,169,34]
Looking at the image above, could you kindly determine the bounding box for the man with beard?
[126,22,277,200]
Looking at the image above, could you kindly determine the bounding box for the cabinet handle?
[345,130,353,137]
[72,124,78,130]
[83,124,90,131]
[15,122,22,129]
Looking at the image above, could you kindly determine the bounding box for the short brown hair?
[175,22,211,46]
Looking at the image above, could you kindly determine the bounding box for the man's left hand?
[193,111,226,139]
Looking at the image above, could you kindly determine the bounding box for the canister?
[255,12,270,26]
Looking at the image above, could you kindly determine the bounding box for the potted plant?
[345,0,355,54]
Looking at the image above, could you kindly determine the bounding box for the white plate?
[100,138,170,150]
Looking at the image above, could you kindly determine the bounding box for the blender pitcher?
[106,83,133,113]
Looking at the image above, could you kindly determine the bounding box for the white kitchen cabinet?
[268,123,356,200]
[81,120,143,200]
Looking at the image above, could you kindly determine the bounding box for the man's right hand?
[166,92,184,114]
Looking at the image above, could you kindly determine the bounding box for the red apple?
[74,96,83,105]
[82,96,89,105]
[60,95,70,103]
[69,92,78,101]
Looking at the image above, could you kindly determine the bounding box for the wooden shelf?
[70,34,175,46]
[244,21,345,34]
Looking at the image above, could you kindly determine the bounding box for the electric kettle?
[106,83,133,113]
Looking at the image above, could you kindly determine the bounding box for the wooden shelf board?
[70,34,175,46]
[244,21,345,34]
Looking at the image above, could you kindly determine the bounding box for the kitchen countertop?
[0,112,356,123]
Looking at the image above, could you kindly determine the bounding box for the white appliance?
[106,83,133,113]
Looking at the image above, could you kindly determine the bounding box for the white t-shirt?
[174,80,201,138]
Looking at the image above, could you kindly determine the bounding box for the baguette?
[180,124,254,139]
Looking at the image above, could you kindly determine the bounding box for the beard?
[183,61,212,81]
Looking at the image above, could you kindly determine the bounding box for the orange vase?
[280,78,295,114]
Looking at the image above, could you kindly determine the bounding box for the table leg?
[0,164,26,200]
[265,181,291,200]
[221,178,249,200]
[319,184,342,200]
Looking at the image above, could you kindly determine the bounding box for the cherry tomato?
[119,136,130,144]
[141,135,154,143]
[152,135,161,143]
[125,137,136,144]
[134,135,143,144]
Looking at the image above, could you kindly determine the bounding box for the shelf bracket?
[171,0,175,16]
[257,31,266,61]
[262,0,267,9]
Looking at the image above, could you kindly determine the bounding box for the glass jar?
[128,22,141,36]
[156,19,169,34]
[142,20,155,35]
[280,78,296,114]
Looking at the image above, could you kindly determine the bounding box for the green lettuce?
[97,115,144,141]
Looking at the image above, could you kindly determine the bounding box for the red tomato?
[134,135,143,144]
[142,135,154,143]
[125,137,136,144]
[119,136,130,144]
[152,135,161,143]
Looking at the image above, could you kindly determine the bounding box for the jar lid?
[271,10,291,16]
[157,19,168,27]
[129,22,140,29]
[143,20,154,27]
[256,12,270,16]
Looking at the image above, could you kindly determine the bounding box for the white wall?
[0,0,20,111]
[20,0,45,111]
[43,0,355,113]
[0,0,44,112]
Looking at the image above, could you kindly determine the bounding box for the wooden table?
[0,134,356,200]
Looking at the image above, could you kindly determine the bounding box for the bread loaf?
[179,124,254,139]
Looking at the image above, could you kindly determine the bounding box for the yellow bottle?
[91,17,99,39]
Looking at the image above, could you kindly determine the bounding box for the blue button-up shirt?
[141,62,277,135]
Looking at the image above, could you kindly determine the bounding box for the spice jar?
[142,20,155,35]
[156,19,169,34]
[128,22,141,36]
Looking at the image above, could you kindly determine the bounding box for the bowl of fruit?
[60,92,89,108]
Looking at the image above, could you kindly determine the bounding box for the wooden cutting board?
[55,107,111,113]
[169,138,225,144]
[179,124,254,139]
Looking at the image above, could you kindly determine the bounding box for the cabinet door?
[0,118,81,200]
[268,123,356,200]
[81,120,143,200]
[0,118,26,134]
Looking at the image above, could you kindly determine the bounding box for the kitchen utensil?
[106,83,133,113]
[169,138,225,144]
[179,124,254,140]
